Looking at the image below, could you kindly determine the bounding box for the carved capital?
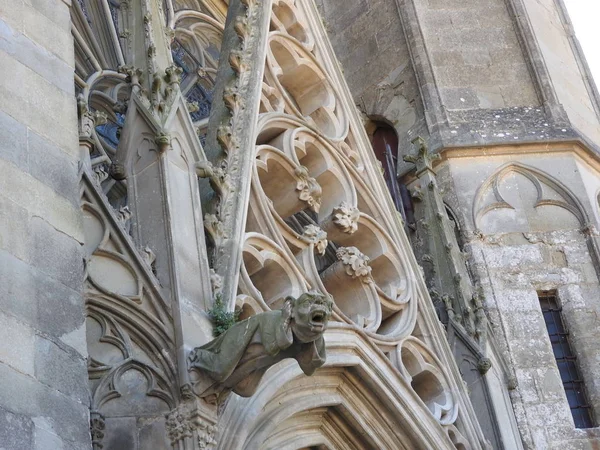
[118,65,143,87]
[332,202,360,234]
[90,412,106,450]
[336,246,372,282]
[166,400,217,450]
[77,95,108,140]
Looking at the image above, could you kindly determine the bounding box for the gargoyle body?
[188,292,333,399]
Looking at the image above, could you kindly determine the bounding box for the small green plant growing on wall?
[208,293,240,337]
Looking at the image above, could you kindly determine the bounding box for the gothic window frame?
[538,290,596,429]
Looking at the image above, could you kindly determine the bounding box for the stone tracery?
[222,0,472,439]
[73,0,490,447]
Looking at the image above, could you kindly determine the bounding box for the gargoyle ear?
[284,296,295,307]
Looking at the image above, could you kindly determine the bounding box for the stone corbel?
[477,357,492,375]
[110,163,127,181]
[332,202,360,234]
[155,132,171,152]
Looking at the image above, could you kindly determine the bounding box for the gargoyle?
[188,292,334,399]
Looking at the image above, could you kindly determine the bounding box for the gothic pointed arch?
[472,162,588,234]
[217,327,467,450]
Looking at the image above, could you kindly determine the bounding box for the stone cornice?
[402,140,600,184]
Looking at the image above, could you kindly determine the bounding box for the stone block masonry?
[0,1,92,448]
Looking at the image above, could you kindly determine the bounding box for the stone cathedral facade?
[1,0,599,448]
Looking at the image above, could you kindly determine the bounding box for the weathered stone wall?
[412,0,539,111]
[314,0,427,154]
[436,150,600,449]
[315,0,540,118]
[470,231,600,449]
[317,0,600,158]
[0,0,91,448]
[522,0,600,144]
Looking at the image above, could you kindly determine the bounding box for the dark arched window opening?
[370,122,413,224]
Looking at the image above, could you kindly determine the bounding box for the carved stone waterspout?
[188,292,334,399]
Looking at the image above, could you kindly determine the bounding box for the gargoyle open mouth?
[310,309,328,328]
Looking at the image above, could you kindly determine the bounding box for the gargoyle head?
[286,291,334,343]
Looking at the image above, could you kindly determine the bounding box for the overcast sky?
[563,0,600,91]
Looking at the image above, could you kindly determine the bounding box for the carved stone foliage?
[166,399,218,450]
[81,174,177,441]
